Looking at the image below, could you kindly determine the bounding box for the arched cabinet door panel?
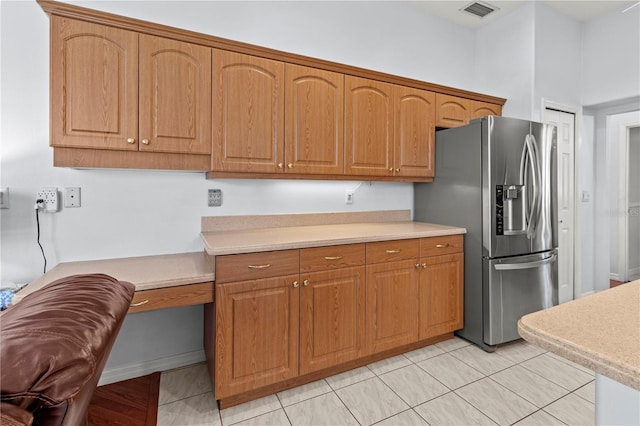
[212,49,284,173]
[285,64,344,175]
[139,35,211,154]
[435,93,471,128]
[395,87,435,178]
[51,17,138,150]
[345,76,394,176]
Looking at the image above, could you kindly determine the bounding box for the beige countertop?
[201,221,466,256]
[11,252,215,304]
[518,280,640,391]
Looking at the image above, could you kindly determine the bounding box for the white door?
[625,126,640,281]
[544,109,575,303]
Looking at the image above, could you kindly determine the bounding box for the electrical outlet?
[0,187,9,209]
[37,187,59,212]
[64,187,81,208]
[208,189,222,207]
[345,191,354,204]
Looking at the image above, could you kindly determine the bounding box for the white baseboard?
[609,272,620,281]
[98,350,206,386]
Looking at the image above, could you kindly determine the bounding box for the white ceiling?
[410,1,639,29]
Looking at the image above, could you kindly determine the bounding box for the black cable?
[35,207,47,273]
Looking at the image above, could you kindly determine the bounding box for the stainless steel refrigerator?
[414,116,558,351]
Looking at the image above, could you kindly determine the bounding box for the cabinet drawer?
[128,282,214,313]
[215,250,299,284]
[300,244,365,272]
[421,235,464,257]
[366,239,420,264]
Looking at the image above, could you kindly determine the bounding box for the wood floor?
[88,372,160,426]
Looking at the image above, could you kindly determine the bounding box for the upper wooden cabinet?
[435,94,471,128]
[285,64,344,175]
[212,49,284,173]
[51,17,138,150]
[345,77,395,177]
[395,87,435,178]
[51,17,211,156]
[471,100,502,120]
[212,53,344,175]
[41,1,505,175]
[139,35,211,154]
[346,78,435,178]
[436,94,503,128]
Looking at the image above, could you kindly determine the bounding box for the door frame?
[542,99,580,299]
[616,118,640,282]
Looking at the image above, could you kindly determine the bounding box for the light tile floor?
[157,338,595,426]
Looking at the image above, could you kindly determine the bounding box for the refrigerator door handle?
[494,253,557,271]
[529,134,542,236]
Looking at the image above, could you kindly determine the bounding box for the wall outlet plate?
[208,189,222,207]
[64,187,81,207]
[37,187,59,212]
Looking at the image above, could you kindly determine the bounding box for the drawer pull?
[303,279,309,287]
[385,249,401,254]
[131,299,149,307]
[292,281,299,288]
[247,264,272,270]
[324,256,343,261]
[435,244,450,248]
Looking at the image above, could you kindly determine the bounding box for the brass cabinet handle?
[141,139,150,145]
[287,163,293,169]
[415,263,421,269]
[324,256,343,260]
[248,264,271,269]
[303,279,309,287]
[389,168,394,172]
[395,168,400,172]
[385,249,401,254]
[435,244,450,248]
[277,163,283,169]
[126,138,136,144]
[131,299,149,307]
[422,263,428,269]
[292,281,299,288]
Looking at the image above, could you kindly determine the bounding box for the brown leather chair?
[1,274,135,426]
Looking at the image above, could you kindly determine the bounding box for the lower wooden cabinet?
[300,266,365,374]
[365,259,420,354]
[420,253,464,339]
[215,275,300,399]
[210,236,463,406]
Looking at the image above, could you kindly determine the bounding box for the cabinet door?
[345,76,394,176]
[215,275,299,399]
[50,17,138,150]
[285,64,344,175]
[394,87,435,178]
[471,100,502,119]
[435,94,470,128]
[300,266,365,374]
[420,253,464,339]
[139,35,211,154]
[212,49,285,173]
[365,260,420,354]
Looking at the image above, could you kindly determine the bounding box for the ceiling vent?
[462,1,497,18]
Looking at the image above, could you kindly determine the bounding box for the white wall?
[580,4,640,293]
[581,4,640,106]
[532,2,582,120]
[0,0,475,381]
[474,2,535,119]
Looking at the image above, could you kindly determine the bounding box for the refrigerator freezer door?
[529,122,558,254]
[483,250,558,346]
[483,117,532,258]
[482,117,557,258]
